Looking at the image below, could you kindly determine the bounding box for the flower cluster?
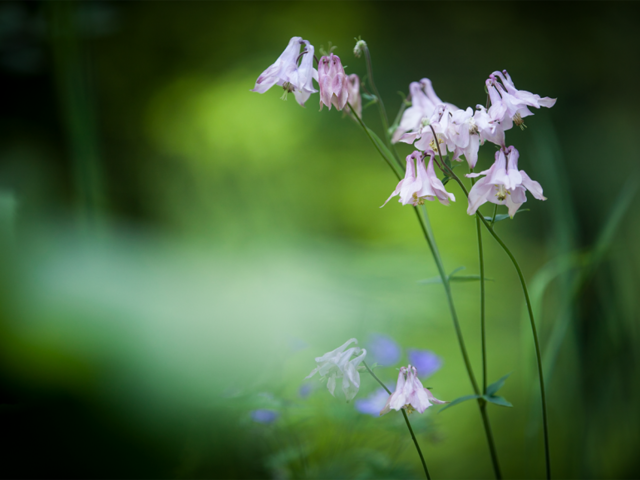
[305,338,367,402]
[252,37,556,218]
[390,71,555,216]
[251,36,362,115]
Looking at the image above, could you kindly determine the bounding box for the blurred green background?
[1,1,639,478]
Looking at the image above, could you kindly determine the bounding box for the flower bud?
[318,53,349,111]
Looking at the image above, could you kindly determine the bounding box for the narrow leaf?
[483,395,513,407]
[448,266,466,278]
[450,275,494,283]
[439,394,480,413]
[486,373,511,396]
[418,277,443,285]
[483,209,530,223]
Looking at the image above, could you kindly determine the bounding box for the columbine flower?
[251,36,318,106]
[380,365,447,415]
[466,146,546,217]
[318,53,349,111]
[487,70,556,129]
[345,73,362,118]
[392,79,451,143]
[407,349,443,378]
[381,151,455,208]
[305,338,367,402]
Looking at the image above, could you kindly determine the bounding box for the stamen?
[513,112,527,130]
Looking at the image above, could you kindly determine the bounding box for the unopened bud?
[353,38,367,58]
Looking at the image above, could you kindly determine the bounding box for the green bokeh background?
[1,1,639,478]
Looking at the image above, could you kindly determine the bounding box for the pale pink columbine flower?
[318,53,349,111]
[380,365,447,415]
[466,146,546,217]
[381,151,455,208]
[305,338,367,402]
[251,36,318,107]
[487,70,556,128]
[345,73,362,118]
[392,79,456,143]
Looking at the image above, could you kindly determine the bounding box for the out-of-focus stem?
[363,362,431,480]
[48,1,105,232]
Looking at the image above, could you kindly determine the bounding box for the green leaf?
[483,209,529,223]
[361,93,378,102]
[442,176,451,185]
[449,266,466,277]
[483,395,513,407]
[450,275,494,283]
[486,373,511,396]
[418,266,492,285]
[439,394,480,413]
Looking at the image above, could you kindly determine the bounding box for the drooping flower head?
[381,151,455,208]
[252,36,318,106]
[345,73,362,118]
[380,365,447,415]
[318,53,349,111]
[487,70,556,129]
[305,338,367,402]
[392,79,453,143]
[466,146,546,217]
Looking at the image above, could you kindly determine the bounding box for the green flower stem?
[415,206,502,480]
[362,45,390,141]
[490,203,498,227]
[350,113,501,478]
[363,361,431,480]
[439,157,551,480]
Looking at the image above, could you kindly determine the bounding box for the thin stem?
[445,167,551,480]
[470,171,488,395]
[351,112,502,478]
[363,44,390,138]
[414,206,480,396]
[490,203,498,227]
[363,362,431,480]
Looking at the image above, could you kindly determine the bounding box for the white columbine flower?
[251,36,318,106]
[380,365,447,415]
[305,338,367,402]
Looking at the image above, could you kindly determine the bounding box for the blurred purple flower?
[407,349,443,378]
[355,387,392,416]
[250,409,279,424]
[298,383,313,399]
[366,334,401,366]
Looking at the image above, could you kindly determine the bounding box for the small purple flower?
[355,387,392,416]
[298,383,313,399]
[407,349,443,378]
[250,409,279,424]
[366,334,401,367]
